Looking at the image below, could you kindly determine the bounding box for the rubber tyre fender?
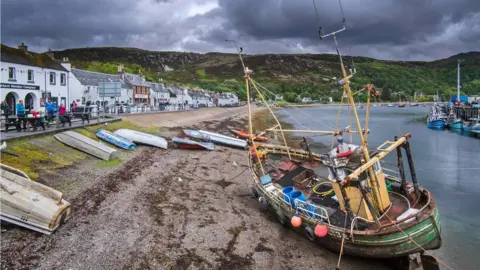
[304,226,315,242]
[258,196,269,211]
[251,186,259,198]
[276,211,289,228]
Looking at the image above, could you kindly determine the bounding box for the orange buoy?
[314,223,328,237]
[291,216,302,227]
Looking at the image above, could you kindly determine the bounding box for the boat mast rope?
[251,79,335,130]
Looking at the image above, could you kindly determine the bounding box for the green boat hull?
[253,180,442,259]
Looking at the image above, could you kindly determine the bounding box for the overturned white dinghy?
[55,131,117,160]
[184,129,248,149]
[114,129,168,149]
[0,164,72,234]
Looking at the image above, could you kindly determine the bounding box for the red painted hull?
[176,144,206,150]
[230,129,269,142]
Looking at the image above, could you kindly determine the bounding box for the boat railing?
[278,190,331,224]
[294,198,331,224]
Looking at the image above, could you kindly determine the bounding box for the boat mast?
[315,1,389,211]
[457,59,464,103]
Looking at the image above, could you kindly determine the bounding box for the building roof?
[149,82,169,93]
[1,44,68,72]
[124,73,151,87]
[71,68,129,88]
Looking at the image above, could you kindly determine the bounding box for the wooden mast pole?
[249,79,291,159]
[334,34,388,212]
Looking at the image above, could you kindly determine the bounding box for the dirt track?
[1,111,389,270]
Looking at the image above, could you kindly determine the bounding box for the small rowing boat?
[172,137,215,150]
[230,129,269,142]
[0,163,72,234]
[183,129,248,149]
[96,129,136,150]
[55,131,118,160]
[114,129,168,149]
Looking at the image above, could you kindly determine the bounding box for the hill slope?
[52,47,480,101]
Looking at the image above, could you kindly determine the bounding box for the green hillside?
[52,47,480,102]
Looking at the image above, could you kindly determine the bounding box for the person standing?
[59,103,69,127]
[16,100,26,131]
[46,99,55,122]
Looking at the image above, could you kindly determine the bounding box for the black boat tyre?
[258,196,269,211]
[304,226,315,242]
[276,211,289,227]
[251,187,259,198]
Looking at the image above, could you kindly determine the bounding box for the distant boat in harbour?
[387,103,394,107]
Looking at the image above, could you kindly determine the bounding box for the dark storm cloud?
[1,0,479,60]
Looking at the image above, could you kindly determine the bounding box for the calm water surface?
[277,105,480,270]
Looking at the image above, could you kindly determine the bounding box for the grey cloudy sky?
[1,0,479,60]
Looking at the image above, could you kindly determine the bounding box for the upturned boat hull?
[427,120,446,129]
[0,164,72,234]
[55,131,118,160]
[183,129,248,149]
[96,129,136,150]
[114,129,168,149]
[172,137,215,150]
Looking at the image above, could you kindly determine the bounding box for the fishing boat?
[172,137,215,150]
[228,4,442,268]
[0,163,72,234]
[230,129,269,142]
[445,109,463,129]
[55,131,118,160]
[427,103,446,129]
[462,118,480,133]
[410,103,419,107]
[114,129,168,149]
[387,104,394,107]
[96,129,136,150]
[183,129,248,149]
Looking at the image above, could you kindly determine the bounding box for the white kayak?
[114,129,168,149]
[55,131,118,160]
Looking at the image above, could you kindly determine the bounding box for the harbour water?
[277,105,480,269]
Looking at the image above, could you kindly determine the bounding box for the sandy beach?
[1,107,389,270]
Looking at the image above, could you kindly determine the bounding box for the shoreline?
[1,111,388,270]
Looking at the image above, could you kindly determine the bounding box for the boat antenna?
[225,34,246,73]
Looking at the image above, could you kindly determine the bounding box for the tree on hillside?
[381,88,392,101]
[284,92,297,103]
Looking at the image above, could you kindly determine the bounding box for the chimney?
[46,49,54,60]
[18,42,28,52]
[117,64,124,73]
[62,57,69,63]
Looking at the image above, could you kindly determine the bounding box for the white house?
[70,68,131,107]
[1,43,70,113]
[149,82,170,106]
[217,92,239,106]
[189,89,212,107]
[168,86,193,105]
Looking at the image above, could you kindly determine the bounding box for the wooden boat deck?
[259,153,414,230]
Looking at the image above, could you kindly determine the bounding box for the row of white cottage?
[1,43,238,113]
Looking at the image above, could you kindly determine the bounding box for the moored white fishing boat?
[114,129,168,149]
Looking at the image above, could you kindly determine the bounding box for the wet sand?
[1,109,389,270]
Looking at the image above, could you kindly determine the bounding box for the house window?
[49,72,56,85]
[8,67,15,80]
[60,73,66,85]
[27,69,34,82]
